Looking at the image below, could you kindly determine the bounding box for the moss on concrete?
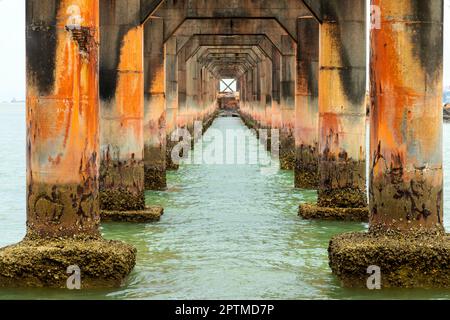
[328,230,450,288]
[295,169,319,190]
[144,167,167,191]
[100,189,145,211]
[0,236,136,288]
[101,206,164,223]
[299,203,369,222]
[318,187,367,208]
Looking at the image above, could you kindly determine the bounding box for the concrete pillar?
[187,55,201,142]
[165,37,179,170]
[99,1,142,219]
[0,0,136,288]
[329,0,448,288]
[143,18,166,191]
[295,17,319,189]
[299,0,368,221]
[263,57,273,131]
[279,36,297,170]
[272,50,282,130]
[177,47,188,130]
[369,1,443,233]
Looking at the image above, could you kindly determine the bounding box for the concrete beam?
[170,18,295,55]
[151,0,310,41]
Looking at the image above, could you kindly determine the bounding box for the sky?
[0,0,449,100]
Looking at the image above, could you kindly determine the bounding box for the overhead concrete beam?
[151,0,310,41]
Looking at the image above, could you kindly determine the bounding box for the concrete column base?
[0,237,136,288]
[144,167,167,191]
[328,231,450,288]
[166,139,180,171]
[295,169,318,190]
[299,203,368,222]
[101,206,164,223]
[280,132,295,170]
[100,189,145,212]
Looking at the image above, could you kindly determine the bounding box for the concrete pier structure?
[5,0,447,290]
[0,0,136,288]
[329,0,450,288]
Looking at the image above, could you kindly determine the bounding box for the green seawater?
[1,103,450,299]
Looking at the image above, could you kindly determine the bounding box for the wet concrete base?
[299,203,369,222]
[144,167,167,191]
[0,237,136,288]
[328,231,450,288]
[101,206,164,223]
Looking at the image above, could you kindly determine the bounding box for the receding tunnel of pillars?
[6,0,446,289]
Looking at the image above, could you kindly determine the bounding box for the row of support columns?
[0,0,448,289]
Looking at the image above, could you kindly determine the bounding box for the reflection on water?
[1,104,450,299]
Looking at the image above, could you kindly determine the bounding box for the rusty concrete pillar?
[144,18,166,191]
[295,17,319,189]
[99,0,162,222]
[299,0,368,221]
[280,39,297,170]
[187,54,201,141]
[329,0,449,288]
[263,56,273,131]
[165,36,179,170]
[0,0,136,288]
[369,1,443,233]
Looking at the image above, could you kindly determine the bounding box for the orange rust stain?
[320,112,341,151]
[28,0,99,184]
[371,0,441,176]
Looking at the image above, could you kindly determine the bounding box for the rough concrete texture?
[166,138,180,171]
[328,230,450,288]
[299,203,368,222]
[318,188,367,209]
[280,131,295,170]
[0,236,136,288]
[101,206,164,223]
[144,167,167,191]
[100,189,145,212]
